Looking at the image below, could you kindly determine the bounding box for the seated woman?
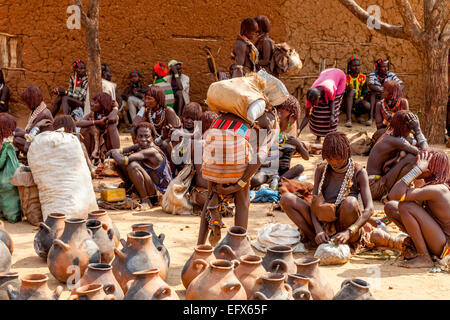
[279,131,374,252]
[299,68,346,143]
[251,95,309,190]
[13,86,54,155]
[375,80,408,130]
[385,149,450,268]
[121,69,146,122]
[51,60,88,119]
[76,92,120,161]
[0,70,10,113]
[343,56,370,127]
[254,15,274,75]
[106,122,173,210]
[231,17,259,78]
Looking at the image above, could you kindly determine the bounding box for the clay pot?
[68,283,115,300]
[234,255,266,298]
[33,213,66,259]
[251,273,293,300]
[0,221,13,254]
[73,263,124,300]
[47,218,101,283]
[0,241,11,272]
[181,244,215,289]
[294,257,334,300]
[124,268,179,300]
[131,223,170,268]
[112,231,168,293]
[213,226,254,261]
[87,219,115,264]
[333,279,375,300]
[88,210,120,247]
[7,274,63,300]
[186,259,247,300]
[261,246,296,276]
[287,274,312,300]
[0,272,20,300]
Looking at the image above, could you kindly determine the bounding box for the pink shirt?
[305,68,346,109]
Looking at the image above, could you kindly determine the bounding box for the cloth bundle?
[251,223,307,253]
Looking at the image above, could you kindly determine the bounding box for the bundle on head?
[389,110,410,137]
[53,115,76,133]
[0,112,16,140]
[418,148,450,185]
[21,86,43,109]
[322,131,351,160]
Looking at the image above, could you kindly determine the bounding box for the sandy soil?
[3,119,450,300]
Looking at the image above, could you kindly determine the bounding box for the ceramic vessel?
[47,218,101,283]
[213,226,254,260]
[251,273,293,300]
[124,268,179,300]
[73,263,124,300]
[87,219,115,264]
[333,279,375,300]
[0,221,13,254]
[7,274,62,300]
[287,274,312,300]
[186,259,247,300]
[0,272,20,300]
[112,231,168,293]
[88,210,120,247]
[261,246,296,275]
[68,283,115,300]
[294,257,334,300]
[33,213,66,259]
[234,255,266,298]
[0,241,11,273]
[131,223,170,268]
[181,244,215,289]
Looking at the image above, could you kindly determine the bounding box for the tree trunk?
[418,44,448,144]
[85,21,102,100]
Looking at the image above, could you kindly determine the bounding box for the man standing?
[163,60,190,116]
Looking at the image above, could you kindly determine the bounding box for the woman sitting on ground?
[76,92,120,161]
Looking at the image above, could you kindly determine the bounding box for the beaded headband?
[375,59,389,68]
[347,55,359,63]
[72,59,85,69]
[130,69,142,76]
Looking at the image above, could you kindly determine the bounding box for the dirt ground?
[4,119,450,300]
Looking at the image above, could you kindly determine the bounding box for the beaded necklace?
[317,158,355,206]
[151,107,165,129]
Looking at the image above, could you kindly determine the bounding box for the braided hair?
[418,149,450,186]
[389,110,410,137]
[322,131,351,161]
[277,95,300,120]
[0,113,16,141]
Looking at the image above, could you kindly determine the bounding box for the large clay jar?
[112,231,168,293]
[261,246,296,276]
[7,274,63,300]
[68,283,115,300]
[33,213,66,259]
[251,273,293,300]
[186,259,247,300]
[234,255,266,298]
[294,257,334,300]
[213,226,254,261]
[88,210,120,247]
[0,272,20,300]
[132,223,170,268]
[47,218,101,283]
[73,263,124,300]
[0,221,13,254]
[333,279,375,300]
[124,268,179,300]
[87,219,115,264]
[181,244,215,289]
[0,241,11,272]
[287,274,312,300]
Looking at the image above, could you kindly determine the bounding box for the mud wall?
[1,0,424,127]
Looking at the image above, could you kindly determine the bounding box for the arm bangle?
[399,194,406,202]
[416,132,427,144]
[0,101,4,104]
[401,165,422,186]
[348,224,358,236]
[237,179,247,188]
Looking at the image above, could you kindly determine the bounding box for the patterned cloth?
[368,70,402,89]
[154,78,175,108]
[67,74,88,102]
[309,93,343,137]
[346,73,368,99]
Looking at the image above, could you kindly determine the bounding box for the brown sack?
[10,166,42,226]
[270,43,303,76]
[349,131,372,156]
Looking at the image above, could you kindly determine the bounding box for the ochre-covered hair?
[0,113,16,141]
[322,131,351,161]
[183,102,202,121]
[382,80,403,104]
[277,95,300,119]
[417,149,450,185]
[240,17,258,36]
[389,109,410,137]
[201,111,218,134]
[144,85,165,108]
[21,86,43,109]
[53,115,76,133]
[93,92,113,114]
[255,15,270,33]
